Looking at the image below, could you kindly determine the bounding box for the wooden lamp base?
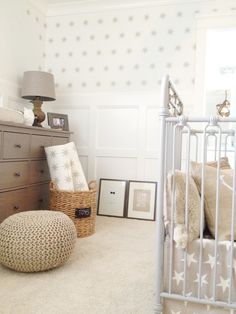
[32,98,45,127]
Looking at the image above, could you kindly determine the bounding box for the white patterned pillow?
[45,142,89,192]
[64,142,89,191]
[45,144,74,191]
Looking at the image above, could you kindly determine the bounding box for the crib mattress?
[163,238,236,310]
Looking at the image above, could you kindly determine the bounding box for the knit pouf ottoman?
[0,210,77,272]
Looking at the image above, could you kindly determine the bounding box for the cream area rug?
[0,216,156,314]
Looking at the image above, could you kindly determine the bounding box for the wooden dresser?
[0,121,70,223]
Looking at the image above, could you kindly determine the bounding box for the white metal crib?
[155,76,236,313]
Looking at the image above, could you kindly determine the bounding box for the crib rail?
[155,76,236,314]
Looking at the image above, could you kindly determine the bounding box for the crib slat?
[213,127,222,301]
[198,125,208,299]
[228,135,236,304]
[168,124,178,293]
[183,127,191,296]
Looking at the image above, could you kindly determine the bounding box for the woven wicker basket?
[49,181,97,238]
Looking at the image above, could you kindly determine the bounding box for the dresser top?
[0,120,71,136]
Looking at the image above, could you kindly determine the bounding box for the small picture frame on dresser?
[47,113,69,131]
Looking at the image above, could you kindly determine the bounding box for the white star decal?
[194,273,208,286]
[205,254,219,269]
[217,276,230,293]
[173,271,184,286]
[181,252,197,267]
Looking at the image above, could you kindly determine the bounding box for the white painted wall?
[0,0,46,110]
[44,0,236,183]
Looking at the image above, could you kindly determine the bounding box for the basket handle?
[88,180,96,191]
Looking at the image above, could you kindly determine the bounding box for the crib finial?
[209,115,218,126]
[178,115,188,127]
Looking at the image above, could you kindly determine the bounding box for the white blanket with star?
[45,142,89,192]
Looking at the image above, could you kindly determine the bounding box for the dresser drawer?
[0,161,28,189]
[3,132,30,159]
[0,189,29,222]
[30,135,52,158]
[28,184,50,210]
[29,160,50,183]
[52,136,69,145]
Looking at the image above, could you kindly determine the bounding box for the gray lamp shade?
[21,71,56,101]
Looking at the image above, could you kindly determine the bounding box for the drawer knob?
[40,170,44,174]
[39,198,43,203]
[14,172,21,177]
[13,205,20,210]
[15,144,22,148]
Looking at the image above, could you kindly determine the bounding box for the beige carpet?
[0,216,156,314]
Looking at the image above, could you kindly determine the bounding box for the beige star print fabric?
[45,142,89,192]
[163,238,236,313]
[163,298,235,314]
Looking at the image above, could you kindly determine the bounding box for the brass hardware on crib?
[15,144,22,148]
[168,81,183,116]
[216,90,230,117]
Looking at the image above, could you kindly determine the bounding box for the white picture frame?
[127,181,157,221]
[97,178,127,217]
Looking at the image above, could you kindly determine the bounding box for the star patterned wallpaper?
[41,0,236,93]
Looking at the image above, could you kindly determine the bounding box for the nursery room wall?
[44,0,236,183]
[0,0,47,111]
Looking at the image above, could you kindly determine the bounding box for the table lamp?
[21,71,56,127]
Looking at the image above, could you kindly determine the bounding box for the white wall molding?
[47,0,216,16]
[49,100,162,182]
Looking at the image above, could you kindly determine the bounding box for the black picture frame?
[97,178,128,218]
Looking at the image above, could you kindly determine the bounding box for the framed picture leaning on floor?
[97,178,128,218]
[126,180,157,221]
